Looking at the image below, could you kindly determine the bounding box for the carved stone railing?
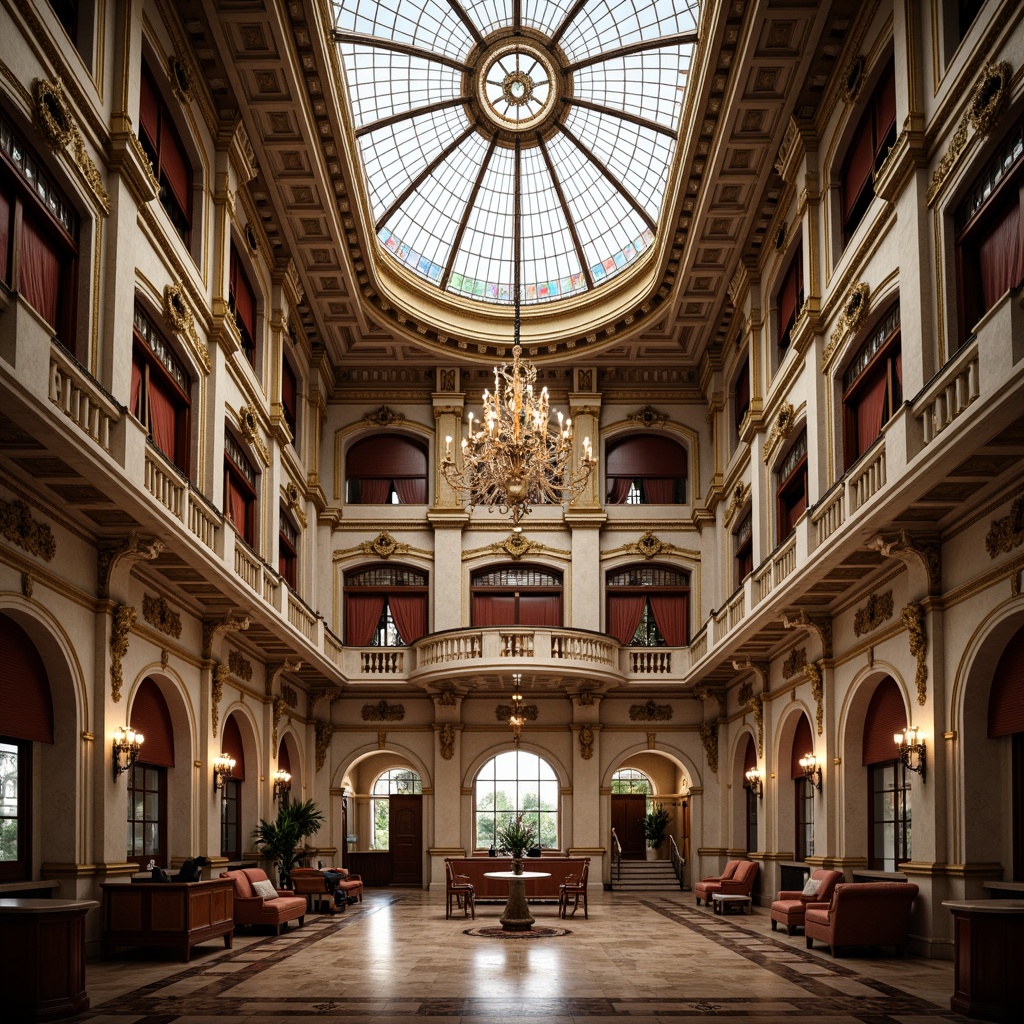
[757,533,797,601]
[688,628,707,666]
[915,336,980,447]
[360,650,404,674]
[812,482,845,545]
[849,440,886,512]
[416,631,483,667]
[287,593,317,643]
[233,539,261,593]
[144,445,185,519]
[187,489,219,550]
[500,630,534,657]
[48,344,119,453]
[628,649,673,674]
[551,631,616,665]
[324,630,345,671]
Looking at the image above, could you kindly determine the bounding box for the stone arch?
[221,701,261,860]
[729,726,759,855]
[276,724,302,801]
[333,420,433,504]
[773,701,818,864]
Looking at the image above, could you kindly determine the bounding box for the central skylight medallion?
[480,42,555,131]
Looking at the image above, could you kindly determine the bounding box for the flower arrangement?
[495,815,537,859]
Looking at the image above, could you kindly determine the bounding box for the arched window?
[128,678,174,868]
[733,356,750,438]
[220,714,245,862]
[225,429,259,548]
[611,768,653,795]
[863,676,910,870]
[345,565,428,646]
[282,356,299,444]
[371,768,422,849]
[475,750,558,851]
[734,510,753,588]
[988,622,1024,880]
[279,508,298,589]
[775,429,807,544]
[776,241,803,359]
[471,565,562,627]
[606,565,689,646]
[132,302,192,476]
[606,435,687,504]
[346,435,428,504]
[843,303,901,469]
[229,242,258,365]
[791,715,814,861]
[742,736,758,854]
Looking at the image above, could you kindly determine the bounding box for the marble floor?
[74,889,972,1024]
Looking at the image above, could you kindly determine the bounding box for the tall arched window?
[220,713,245,862]
[742,736,758,854]
[346,435,428,504]
[225,429,259,548]
[471,565,562,626]
[863,676,910,870]
[128,678,174,868]
[611,768,653,795]
[606,435,687,504]
[345,565,428,646]
[229,242,258,365]
[606,565,689,646]
[475,750,558,851]
[371,768,422,849]
[775,429,807,544]
[792,715,814,861]
[988,622,1024,880]
[776,241,803,359]
[843,303,901,469]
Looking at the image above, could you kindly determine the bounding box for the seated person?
[322,866,359,907]
[173,856,209,882]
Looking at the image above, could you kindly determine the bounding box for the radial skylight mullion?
[573,48,690,128]
[557,0,699,62]
[536,134,592,291]
[332,0,476,60]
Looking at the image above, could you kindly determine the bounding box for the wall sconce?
[213,754,236,792]
[798,753,823,792]
[112,726,143,782]
[895,726,926,780]
[273,769,292,801]
[745,767,763,799]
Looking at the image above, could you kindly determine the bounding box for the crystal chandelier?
[509,675,525,745]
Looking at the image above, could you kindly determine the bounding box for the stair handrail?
[610,827,622,880]
[669,834,685,889]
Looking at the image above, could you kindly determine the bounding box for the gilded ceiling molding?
[109,603,136,704]
[315,721,334,772]
[578,724,595,760]
[265,659,302,697]
[1,498,57,562]
[985,494,1024,558]
[782,610,833,660]
[359,531,409,559]
[724,484,749,528]
[439,723,456,761]
[97,532,163,598]
[363,405,404,427]
[762,403,795,464]
[496,704,538,722]
[33,78,110,214]
[823,283,870,367]
[627,405,669,428]
[203,614,250,659]
[211,663,229,738]
[928,61,1013,206]
[228,649,252,682]
[902,602,928,706]
[236,404,271,467]
[629,700,672,722]
[698,720,719,774]
[805,661,824,735]
[284,482,308,530]
[362,700,405,722]
[272,695,288,748]
[854,590,894,637]
[867,530,942,595]
[142,593,181,639]
[783,647,807,679]
[163,284,211,374]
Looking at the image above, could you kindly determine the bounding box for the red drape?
[472,594,516,626]
[139,68,159,149]
[843,121,874,222]
[650,594,687,646]
[130,677,175,767]
[607,594,647,645]
[357,478,391,503]
[0,612,54,743]
[227,477,248,530]
[393,477,427,504]
[389,593,427,644]
[231,248,256,337]
[131,359,143,419]
[222,714,245,781]
[20,217,60,327]
[345,594,386,646]
[979,200,1024,310]
[778,255,799,333]
[862,676,907,765]
[0,186,10,282]
[606,477,632,504]
[282,360,297,416]
[347,435,427,476]
[988,622,1024,737]
[518,594,561,627]
[791,716,814,778]
[875,66,897,158]
[855,369,888,456]
[159,124,190,218]
[643,478,675,504]
[148,381,177,457]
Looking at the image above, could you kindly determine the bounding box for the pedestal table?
[483,870,550,931]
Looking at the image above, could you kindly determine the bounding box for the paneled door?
[611,794,647,859]
[389,795,422,885]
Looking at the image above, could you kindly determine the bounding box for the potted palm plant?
[495,815,537,874]
[642,803,671,861]
[252,798,325,889]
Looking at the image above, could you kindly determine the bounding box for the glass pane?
[145,822,160,855]
[146,767,159,789]
[144,792,159,820]
[538,780,558,809]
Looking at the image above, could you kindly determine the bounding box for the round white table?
[484,870,550,931]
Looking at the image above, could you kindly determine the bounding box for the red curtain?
[518,595,561,627]
[855,369,888,456]
[735,358,750,427]
[227,476,248,530]
[778,255,799,334]
[130,677,175,767]
[139,67,159,149]
[743,736,756,775]
[606,477,632,504]
[348,435,427,476]
[607,436,686,476]
[643,478,675,504]
[0,612,54,743]
[159,124,190,218]
[131,358,143,419]
[345,594,386,646]
[875,66,897,158]
[277,740,291,774]
[282,360,297,417]
[148,381,177,457]
[607,594,646,644]
[979,201,1024,311]
[989,623,1024,737]
[222,714,245,781]
[357,478,391,503]
[843,121,874,222]
[650,594,687,646]
[472,594,516,626]
[389,593,427,644]
[393,477,427,504]
[231,247,256,338]
[791,716,814,778]
[20,217,60,327]
[862,676,907,765]
[0,186,10,282]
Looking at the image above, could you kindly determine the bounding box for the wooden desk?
[101,878,233,962]
[0,897,97,1021]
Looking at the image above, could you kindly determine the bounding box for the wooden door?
[612,794,647,859]
[389,795,422,885]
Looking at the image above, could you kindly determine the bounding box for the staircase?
[611,858,684,892]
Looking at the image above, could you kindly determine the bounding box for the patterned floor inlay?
[462,924,572,938]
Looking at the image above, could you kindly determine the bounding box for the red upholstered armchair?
[694,859,741,905]
[771,869,844,933]
[220,868,306,934]
[804,882,919,956]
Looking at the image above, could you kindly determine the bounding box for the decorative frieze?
[359,531,409,559]
[698,720,719,774]
[109,603,136,703]
[315,721,333,771]
[762,403,795,464]
[579,724,595,760]
[228,649,252,682]
[902,602,928,706]
[143,594,181,639]
[1,498,56,562]
[985,494,1024,558]
[362,700,405,722]
[854,590,894,636]
[629,700,672,722]
[439,723,456,760]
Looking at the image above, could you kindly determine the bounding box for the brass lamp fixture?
[744,767,763,799]
[509,673,525,746]
[895,725,926,780]
[213,754,236,792]
[798,752,823,792]
[112,726,144,782]
[273,769,292,801]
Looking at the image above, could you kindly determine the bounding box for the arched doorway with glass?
[474,749,559,853]
[371,767,423,886]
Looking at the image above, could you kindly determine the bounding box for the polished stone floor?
[74,889,971,1023]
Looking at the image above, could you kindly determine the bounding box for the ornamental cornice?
[236,404,271,467]
[762,403,795,464]
[163,285,211,374]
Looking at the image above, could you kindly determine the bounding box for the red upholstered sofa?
[220,868,306,934]
[770,869,844,933]
[695,860,757,905]
[804,881,919,956]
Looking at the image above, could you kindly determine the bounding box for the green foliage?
[642,803,671,848]
[252,798,324,888]
[495,815,537,858]
[0,818,17,861]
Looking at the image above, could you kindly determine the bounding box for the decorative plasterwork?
[745,693,764,758]
[33,78,110,214]
[762,403,795,465]
[693,684,725,716]
[698,720,719,774]
[462,538,570,563]
[142,594,181,639]
[21,573,33,599]
[783,647,807,679]
[266,659,302,697]
[163,284,211,374]
[363,405,404,427]
[854,590,894,637]
[805,661,824,735]
[168,54,193,104]
[1,498,57,562]
[211,663,229,738]
[579,724,595,760]
[439,723,456,760]
[281,684,298,708]
[633,531,676,560]
[496,704,538,721]
[646,732,657,750]
[627,405,669,428]
[378,732,387,749]
[359,531,409,559]
[228,649,252,682]
[237,404,271,467]
[868,530,941,595]
[97,532,163,598]
[733,659,770,692]
[782,610,833,659]
[203,614,250,659]
[272,695,288,748]
[315,721,334,772]
[824,283,870,365]
[902,602,928,706]
[109,603,136,703]
[434,687,459,708]
[773,117,798,182]
[311,685,343,707]
[928,61,1013,206]
[284,482,308,530]
[494,531,537,561]
[841,54,865,104]
[362,700,405,722]
[985,494,1024,559]
[724,484,749,528]
[629,700,672,722]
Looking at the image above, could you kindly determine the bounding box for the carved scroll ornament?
[109,603,136,703]
[579,724,595,760]
[698,720,719,774]
[629,700,673,721]
[439,723,456,760]
[362,700,405,722]
[315,721,334,771]
[1,498,57,562]
[902,602,928,706]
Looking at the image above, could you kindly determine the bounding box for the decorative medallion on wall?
[315,721,334,771]
[363,405,404,427]
[169,54,193,103]
[284,482,308,530]
[579,724,594,760]
[985,494,1024,558]
[629,700,672,722]
[841,54,865,103]
[902,602,928,705]
[724,484,748,527]
[435,688,458,708]
[823,282,870,366]
[853,590,894,636]
[163,284,211,374]
[1,498,56,562]
[633,531,670,560]
[228,649,252,682]
[237,403,271,467]
[762,402,795,464]
[362,699,405,722]
[496,703,538,721]
[281,683,298,708]
[783,647,807,679]
[737,680,753,706]
[211,663,229,738]
[142,594,181,639]
[496,531,536,560]
[699,720,719,774]
[805,661,824,736]
[359,531,409,559]
[627,405,669,428]
[439,723,456,760]
[109,603,136,703]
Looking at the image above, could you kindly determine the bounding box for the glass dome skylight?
[332,0,699,306]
